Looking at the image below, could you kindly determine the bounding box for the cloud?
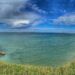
[0,0,27,18]
[12,20,30,27]
[53,13,75,25]
[0,0,44,28]
[8,19,30,27]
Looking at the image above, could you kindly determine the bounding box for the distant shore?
[0,31,75,34]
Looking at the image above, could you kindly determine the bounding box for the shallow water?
[0,33,75,67]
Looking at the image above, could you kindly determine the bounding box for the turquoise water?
[0,33,75,67]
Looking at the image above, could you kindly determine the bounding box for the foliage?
[0,62,75,75]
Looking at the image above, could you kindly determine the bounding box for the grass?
[0,62,75,75]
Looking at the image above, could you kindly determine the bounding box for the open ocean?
[0,33,75,67]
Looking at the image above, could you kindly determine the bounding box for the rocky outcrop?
[0,51,6,56]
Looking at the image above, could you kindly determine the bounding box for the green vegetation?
[0,62,75,75]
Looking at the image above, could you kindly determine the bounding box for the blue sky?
[0,0,75,32]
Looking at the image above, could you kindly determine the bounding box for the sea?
[0,32,75,67]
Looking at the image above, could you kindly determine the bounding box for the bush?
[0,62,75,75]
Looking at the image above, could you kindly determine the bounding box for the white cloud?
[53,13,75,25]
[0,0,43,28]
[13,20,30,26]
[9,19,30,27]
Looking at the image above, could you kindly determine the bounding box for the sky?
[0,0,75,32]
